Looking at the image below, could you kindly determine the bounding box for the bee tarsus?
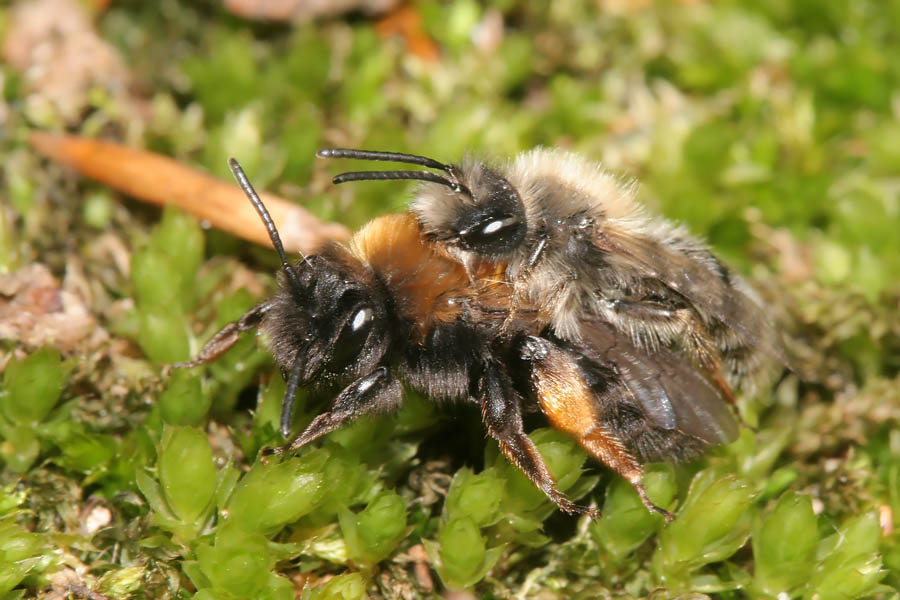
[173,301,272,370]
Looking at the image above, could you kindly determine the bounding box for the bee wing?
[598,227,782,363]
[579,321,739,446]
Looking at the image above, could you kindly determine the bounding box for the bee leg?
[606,300,728,380]
[500,234,549,333]
[607,299,744,414]
[174,301,272,369]
[479,360,600,518]
[579,429,674,522]
[262,367,402,457]
[518,334,673,521]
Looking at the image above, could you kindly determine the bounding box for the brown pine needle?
[29,132,349,254]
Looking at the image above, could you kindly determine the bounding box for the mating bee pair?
[177,148,779,519]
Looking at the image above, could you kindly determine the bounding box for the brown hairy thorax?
[350,213,531,340]
[350,213,475,336]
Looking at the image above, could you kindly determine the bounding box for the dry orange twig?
[29,133,349,254]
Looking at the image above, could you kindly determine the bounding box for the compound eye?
[330,306,375,369]
[349,307,373,332]
[482,217,518,236]
[458,215,524,254]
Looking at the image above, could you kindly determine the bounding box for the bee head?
[223,157,392,387]
[264,249,391,385]
[317,149,527,258]
[421,160,527,257]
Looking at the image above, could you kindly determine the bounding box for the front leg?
[479,359,599,517]
[262,367,402,457]
[603,298,735,405]
[500,233,550,334]
[174,301,272,369]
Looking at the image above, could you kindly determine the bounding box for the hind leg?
[518,335,673,521]
[479,358,599,517]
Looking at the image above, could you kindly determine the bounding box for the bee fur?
[179,151,780,521]
[405,148,779,391]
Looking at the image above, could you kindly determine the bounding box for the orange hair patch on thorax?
[349,213,474,335]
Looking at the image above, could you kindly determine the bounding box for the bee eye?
[482,217,516,235]
[330,306,375,369]
[458,214,525,255]
[349,307,373,331]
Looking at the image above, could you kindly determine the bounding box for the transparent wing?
[598,228,783,366]
[578,321,739,446]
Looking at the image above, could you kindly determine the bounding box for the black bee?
[178,148,774,520]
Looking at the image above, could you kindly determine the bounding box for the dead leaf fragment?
[375,5,440,62]
[3,0,134,123]
[29,133,349,255]
[0,263,104,352]
[224,0,400,22]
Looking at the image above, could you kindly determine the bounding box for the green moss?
[338,491,408,567]
[4,0,900,597]
[1,347,66,426]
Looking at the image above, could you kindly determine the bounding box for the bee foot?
[259,445,287,462]
[640,496,674,522]
[555,497,601,519]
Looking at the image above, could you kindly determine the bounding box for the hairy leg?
[518,335,673,521]
[174,302,272,369]
[262,367,402,457]
[603,298,737,407]
[479,358,599,517]
[500,234,549,334]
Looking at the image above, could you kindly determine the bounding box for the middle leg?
[478,358,599,517]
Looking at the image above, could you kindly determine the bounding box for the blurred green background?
[1,0,899,598]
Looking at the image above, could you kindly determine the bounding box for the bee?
[317,148,780,395]
[179,148,776,520]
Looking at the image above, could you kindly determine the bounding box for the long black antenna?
[334,169,472,193]
[317,148,450,172]
[228,158,304,294]
[279,354,305,438]
[317,148,472,196]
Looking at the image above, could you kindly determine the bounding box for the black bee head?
[405,159,528,258]
[316,148,528,258]
[437,162,527,257]
[262,249,391,386]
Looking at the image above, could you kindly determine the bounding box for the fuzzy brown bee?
[180,150,778,520]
